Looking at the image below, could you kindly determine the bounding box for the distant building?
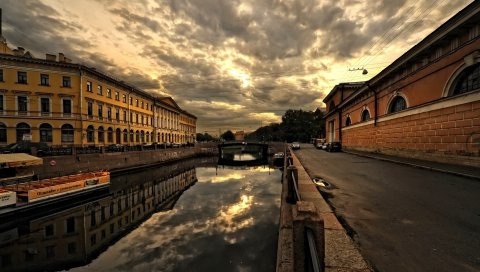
[234,131,245,141]
[0,10,196,147]
[323,1,480,166]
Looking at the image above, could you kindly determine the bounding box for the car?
[326,142,342,152]
[106,144,124,152]
[291,142,300,150]
[0,142,51,156]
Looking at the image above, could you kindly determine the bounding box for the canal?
[0,157,282,272]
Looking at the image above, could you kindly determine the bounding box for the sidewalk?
[343,149,480,180]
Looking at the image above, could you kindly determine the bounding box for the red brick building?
[323,2,480,167]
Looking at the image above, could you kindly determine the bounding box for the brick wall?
[342,100,480,167]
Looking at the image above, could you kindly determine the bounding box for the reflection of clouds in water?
[76,167,282,272]
[210,173,246,183]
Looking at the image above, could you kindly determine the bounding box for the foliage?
[246,109,325,143]
[220,130,235,141]
[196,132,216,142]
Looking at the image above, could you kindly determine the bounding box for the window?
[141,131,145,142]
[107,107,112,120]
[129,97,133,105]
[62,76,71,87]
[45,224,54,237]
[345,117,351,127]
[469,25,479,40]
[87,101,93,117]
[141,115,144,125]
[450,38,459,51]
[46,245,55,259]
[0,94,3,111]
[66,217,75,233]
[98,104,103,120]
[87,125,95,142]
[67,242,76,254]
[41,97,50,115]
[0,69,3,81]
[130,112,133,123]
[90,234,97,246]
[63,99,72,115]
[17,71,27,84]
[130,130,134,142]
[0,123,6,142]
[123,129,128,142]
[98,85,103,95]
[107,88,112,98]
[18,96,28,113]
[136,113,139,124]
[101,207,106,221]
[90,210,96,226]
[123,110,127,122]
[453,63,480,95]
[107,127,113,142]
[61,124,74,142]
[123,94,127,103]
[40,74,49,86]
[16,123,30,142]
[39,123,52,142]
[115,91,120,100]
[136,99,139,107]
[115,108,120,121]
[361,109,370,122]
[98,126,105,142]
[87,81,92,92]
[110,223,114,234]
[141,101,144,108]
[135,130,140,142]
[388,96,407,113]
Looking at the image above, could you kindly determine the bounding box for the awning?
[0,153,43,168]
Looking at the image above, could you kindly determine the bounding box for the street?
[294,144,480,272]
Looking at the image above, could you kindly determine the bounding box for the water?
[0,157,282,272]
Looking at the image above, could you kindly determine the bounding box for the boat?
[0,171,110,208]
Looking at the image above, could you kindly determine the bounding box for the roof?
[0,153,43,168]
[322,82,366,103]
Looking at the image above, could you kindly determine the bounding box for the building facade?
[323,1,480,166]
[0,42,196,147]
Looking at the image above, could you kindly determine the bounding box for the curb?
[343,151,480,181]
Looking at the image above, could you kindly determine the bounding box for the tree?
[196,132,215,142]
[221,130,235,141]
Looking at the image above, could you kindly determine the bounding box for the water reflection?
[0,158,282,272]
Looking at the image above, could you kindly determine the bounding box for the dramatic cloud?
[1,0,473,133]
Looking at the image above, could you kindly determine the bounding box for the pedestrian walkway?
[343,150,480,180]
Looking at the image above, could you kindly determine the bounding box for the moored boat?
[0,171,110,207]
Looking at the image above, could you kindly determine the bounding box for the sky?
[0,0,473,134]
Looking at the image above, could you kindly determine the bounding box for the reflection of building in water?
[0,167,197,271]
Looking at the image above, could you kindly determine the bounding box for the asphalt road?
[294,144,480,272]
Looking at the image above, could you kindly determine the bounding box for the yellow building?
[0,37,196,147]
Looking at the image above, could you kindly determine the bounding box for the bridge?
[217,142,269,166]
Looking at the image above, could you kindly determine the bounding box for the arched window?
[140,130,145,143]
[16,123,30,142]
[107,127,113,143]
[98,126,105,142]
[361,109,370,122]
[0,123,7,142]
[345,117,352,127]
[157,133,160,142]
[130,130,134,142]
[388,96,407,113]
[39,123,53,142]
[453,63,480,95]
[123,129,128,143]
[162,133,164,142]
[135,130,140,142]
[115,128,121,144]
[61,124,74,143]
[87,125,95,142]
[146,132,150,143]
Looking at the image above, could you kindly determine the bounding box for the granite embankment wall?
[31,144,218,179]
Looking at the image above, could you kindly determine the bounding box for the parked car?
[291,142,300,150]
[0,142,50,156]
[326,142,342,152]
[106,144,124,152]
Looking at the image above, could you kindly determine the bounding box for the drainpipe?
[79,67,84,147]
[127,89,132,146]
[338,86,344,143]
[366,84,378,126]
